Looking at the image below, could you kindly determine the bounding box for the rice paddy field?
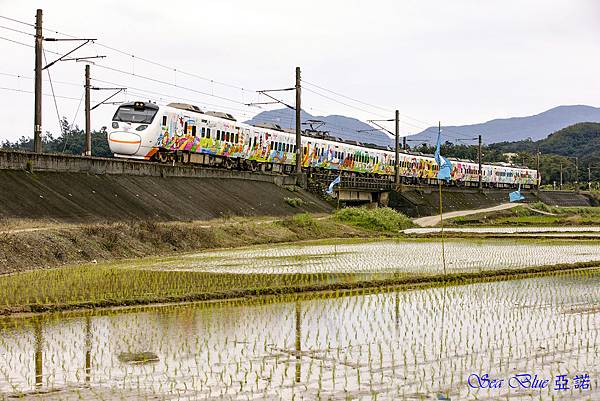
[0,237,599,400]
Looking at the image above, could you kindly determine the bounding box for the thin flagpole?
[438,121,447,275]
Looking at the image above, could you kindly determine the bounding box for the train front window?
[112,104,158,124]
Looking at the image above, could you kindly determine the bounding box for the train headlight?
[112,122,119,129]
[135,125,148,131]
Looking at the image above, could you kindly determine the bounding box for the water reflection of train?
[108,101,538,188]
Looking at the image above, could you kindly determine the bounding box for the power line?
[0,24,34,37]
[0,34,61,55]
[0,71,82,88]
[37,21,255,93]
[302,79,393,113]
[302,78,479,141]
[0,86,81,101]
[0,14,34,27]
[93,63,251,107]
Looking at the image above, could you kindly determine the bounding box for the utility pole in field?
[575,156,579,191]
[560,162,563,190]
[536,145,541,190]
[295,66,302,174]
[477,134,482,190]
[395,110,400,186]
[34,9,43,153]
[589,165,592,191]
[84,64,91,156]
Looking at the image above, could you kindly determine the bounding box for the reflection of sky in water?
[144,239,600,274]
[0,272,598,400]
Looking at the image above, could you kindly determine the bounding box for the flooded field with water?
[0,269,598,400]
[148,238,600,275]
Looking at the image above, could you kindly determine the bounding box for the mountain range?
[245,105,600,146]
[244,108,393,147]
[404,105,600,145]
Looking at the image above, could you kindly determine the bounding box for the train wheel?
[157,151,168,163]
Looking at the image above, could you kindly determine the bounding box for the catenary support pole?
[295,67,302,174]
[478,134,482,189]
[34,9,43,153]
[395,110,400,186]
[84,64,91,156]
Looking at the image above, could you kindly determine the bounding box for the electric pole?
[536,145,541,190]
[34,9,43,153]
[589,165,592,191]
[84,64,91,156]
[477,134,482,190]
[560,162,563,190]
[403,136,407,151]
[575,156,579,191]
[295,66,302,174]
[395,110,400,186]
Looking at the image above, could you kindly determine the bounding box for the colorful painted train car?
[108,101,538,187]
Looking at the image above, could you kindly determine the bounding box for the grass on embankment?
[334,207,415,231]
[446,202,600,227]
[0,208,413,274]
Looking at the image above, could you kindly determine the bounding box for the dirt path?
[412,203,520,227]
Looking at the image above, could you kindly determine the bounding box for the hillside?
[244,108,393,147]
[409,105,600,144]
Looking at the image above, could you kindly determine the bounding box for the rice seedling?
[0,240,597,400]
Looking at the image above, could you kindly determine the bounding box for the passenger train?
[108,101,538,188]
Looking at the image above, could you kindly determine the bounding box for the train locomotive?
[108,101,538,188]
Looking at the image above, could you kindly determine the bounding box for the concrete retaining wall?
[0,150,297,186]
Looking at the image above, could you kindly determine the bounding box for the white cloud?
[0,0,599,142]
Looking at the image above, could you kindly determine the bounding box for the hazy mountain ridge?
[244,108,393,146]
[245,105,600,147]
[410,105,600,144]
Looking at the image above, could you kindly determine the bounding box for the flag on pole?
[434,129,452,182]
[509,183,526,202]
[326,175,341,194]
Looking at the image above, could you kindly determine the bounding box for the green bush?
[334,207,414,232]
[285,197,305,207]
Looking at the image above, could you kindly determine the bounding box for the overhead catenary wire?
[0,86,81,101]
[0,14,35,27]
[0,24,34,37]
[43,49,64,137]
[0,12,481,147]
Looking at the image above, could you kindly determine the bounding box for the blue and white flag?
[326,175,341,195]
[509,183,525,202]
[434,129,452,182]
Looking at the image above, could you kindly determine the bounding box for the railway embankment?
[389,187,597,217]
[0,150,330,223]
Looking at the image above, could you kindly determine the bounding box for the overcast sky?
[0,0,598,142]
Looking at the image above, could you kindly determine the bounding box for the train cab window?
[184,122,188,135]
[191,126,197,137]
[162,115,167,126]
